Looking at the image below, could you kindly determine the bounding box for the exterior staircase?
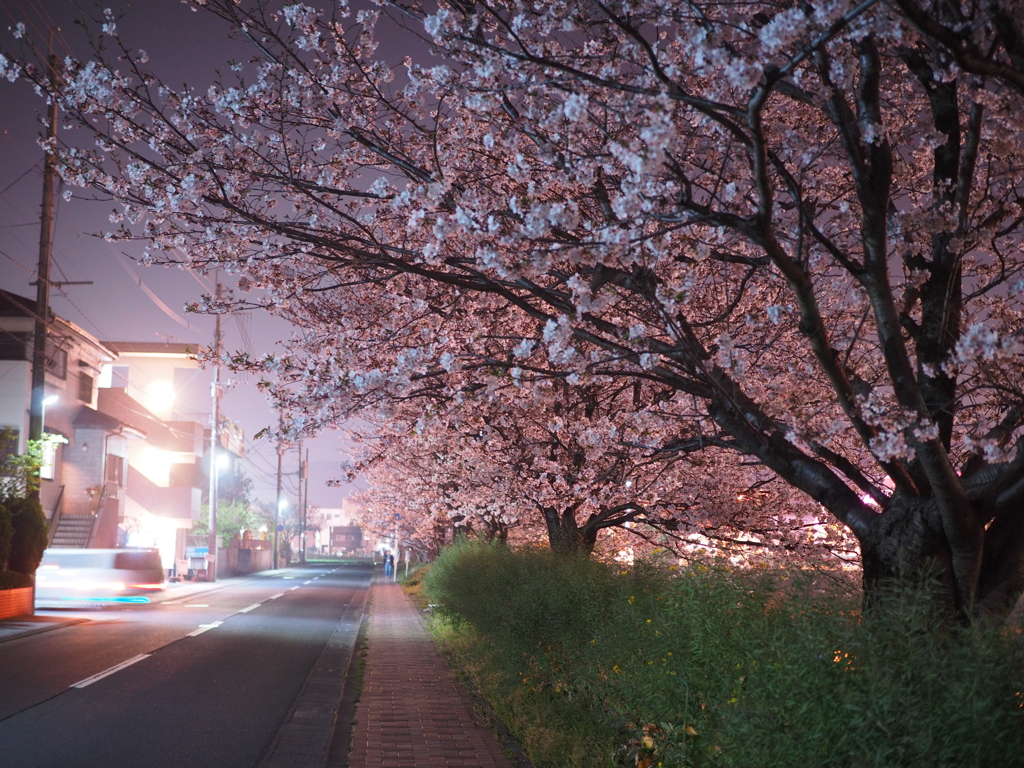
[49,515,96,548]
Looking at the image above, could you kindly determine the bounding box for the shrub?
[6,497,48,575]
[0,571,32,589]
[0,501,12,571]
[425,542,1024,768]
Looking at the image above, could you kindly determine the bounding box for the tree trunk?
[858,491,1024,623]
[541,505,597,555]
[859,492,959,617]
[480,518,510,544]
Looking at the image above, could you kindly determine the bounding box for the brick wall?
[0,587,33,620]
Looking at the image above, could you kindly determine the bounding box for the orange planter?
[0,587,33,620]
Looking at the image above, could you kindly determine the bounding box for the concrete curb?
[258,571,371,768]
[0,615,87,645]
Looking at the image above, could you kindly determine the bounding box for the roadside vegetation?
[425,541,1024,768]
[0,431,54,589]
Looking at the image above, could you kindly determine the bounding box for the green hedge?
[6,497,47,575]
[425,542,1024,768]
[0,502,12,572]
[0,570,32,590]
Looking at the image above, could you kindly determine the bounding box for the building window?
[0,429,18,471]
[105,454,124,487]
[110,365,129,388]
[40,438,57,480]
[0,333,29,361]
[44,340,67,379]
[78,372,94,403]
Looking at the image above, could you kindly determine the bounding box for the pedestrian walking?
[384,550,394,577]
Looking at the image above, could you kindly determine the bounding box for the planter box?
[0,587,33,620]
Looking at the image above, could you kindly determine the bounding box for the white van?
[35,548,165,606]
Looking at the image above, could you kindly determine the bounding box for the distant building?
[0,295,246,575]
[317,500,365,555]
[0,287,119,533]
[100,342,245,570]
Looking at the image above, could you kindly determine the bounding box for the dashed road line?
[303,580,312,584]
[269,592,285,600]
[188,621,223,637]
[288,586,300,591]
[71,654,151,689]
[238,603,261,613]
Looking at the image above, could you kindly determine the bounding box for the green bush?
[425,542,1024,768]
[0,570,32,589]
[6,497,48,575]
[0,502,12,571]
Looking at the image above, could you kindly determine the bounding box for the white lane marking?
[283,576,296,580]
[303,580,312,585]
[71,654,151,689]
[187,620,223,637]
[183,604,209,608]
[289,586,300,591]
[269,592,285,600]
[238,603,261,613]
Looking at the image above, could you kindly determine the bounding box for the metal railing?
[46,485,66,547]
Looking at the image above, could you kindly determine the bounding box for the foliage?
[5,497,48,575]
[0,431,67,500]
[194,498,273,548]
[6,0,1024,615]
[0,502,12,573]
[356,383,847,560]
[400,560,432,608]
[0,571,32,590]
[426,543,1024,768]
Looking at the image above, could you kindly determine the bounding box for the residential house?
[0,288,120,539]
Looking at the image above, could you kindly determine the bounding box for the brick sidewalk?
[347,580,512,768]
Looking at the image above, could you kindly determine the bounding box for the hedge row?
[0,497,48,586]
[425,542,1024,768]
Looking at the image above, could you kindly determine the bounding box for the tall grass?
[425,541,1024,768]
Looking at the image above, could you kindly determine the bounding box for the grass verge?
[424,541,1024,768]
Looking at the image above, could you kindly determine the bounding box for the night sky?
[0,0,357,510]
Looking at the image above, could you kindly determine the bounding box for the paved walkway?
[348,580,512,768]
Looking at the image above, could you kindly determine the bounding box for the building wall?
[103,355,199,423]
[0,360,30,451]
[60,426,105,516]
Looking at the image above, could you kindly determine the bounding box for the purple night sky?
[0,0,360,510]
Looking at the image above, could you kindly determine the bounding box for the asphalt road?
[0,562,372,768]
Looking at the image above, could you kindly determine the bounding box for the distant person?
[384,551,394,577]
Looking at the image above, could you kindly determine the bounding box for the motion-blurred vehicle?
[35,548,165,606]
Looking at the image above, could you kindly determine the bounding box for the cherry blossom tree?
[4,0,1024,619]
[353,370,852,562]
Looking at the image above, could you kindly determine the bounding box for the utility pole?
[206,277,222,581]
[274,421,283,570]
[297,438,304,564]
[303,447,310,559]
[28,53,60,458]
[394,514,400,582]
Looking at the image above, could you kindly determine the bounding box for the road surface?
[0,561,371,768]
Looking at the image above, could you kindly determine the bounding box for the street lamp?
[274,498,288,570]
